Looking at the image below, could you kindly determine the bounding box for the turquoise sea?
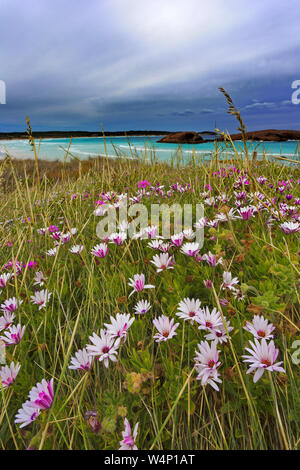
[1,135,300,162]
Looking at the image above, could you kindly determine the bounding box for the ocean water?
[1,135,300,163]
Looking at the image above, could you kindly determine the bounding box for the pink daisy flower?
[153,315,179,342]
[30,289,52,310]
[194,340,222,391]
[221,271,239,291]
[176,298,202,323]
[180,242,199,257]
[91,243,109,258]
[69,348,94,371]
[0,312,16,331]
[242,338,285,383]
[196,307,223,332]
[0,362,21,388]
[119,417,139,450]
[86,330,120,368]
[28,378,54,410]
[128,274,155,297]
[15,401,40,428]
[202,251,223,267]
[244,315,275,340]
[1,324,26,345]
[150,253,174,273]
[104,313,135,341]
[1,297,22,314]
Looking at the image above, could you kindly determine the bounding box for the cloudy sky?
[1,0,300,132]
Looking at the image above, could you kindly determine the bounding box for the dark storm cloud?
[1,0,300,131]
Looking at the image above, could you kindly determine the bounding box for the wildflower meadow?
[0,109,299,451]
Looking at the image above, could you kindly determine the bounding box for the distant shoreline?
[0,130,173,141]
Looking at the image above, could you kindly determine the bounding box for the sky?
[1,0,300,132]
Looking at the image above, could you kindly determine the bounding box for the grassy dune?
[0,147,299,450]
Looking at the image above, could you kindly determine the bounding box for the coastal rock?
[158,131,204,144]
[230,129,300,142]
